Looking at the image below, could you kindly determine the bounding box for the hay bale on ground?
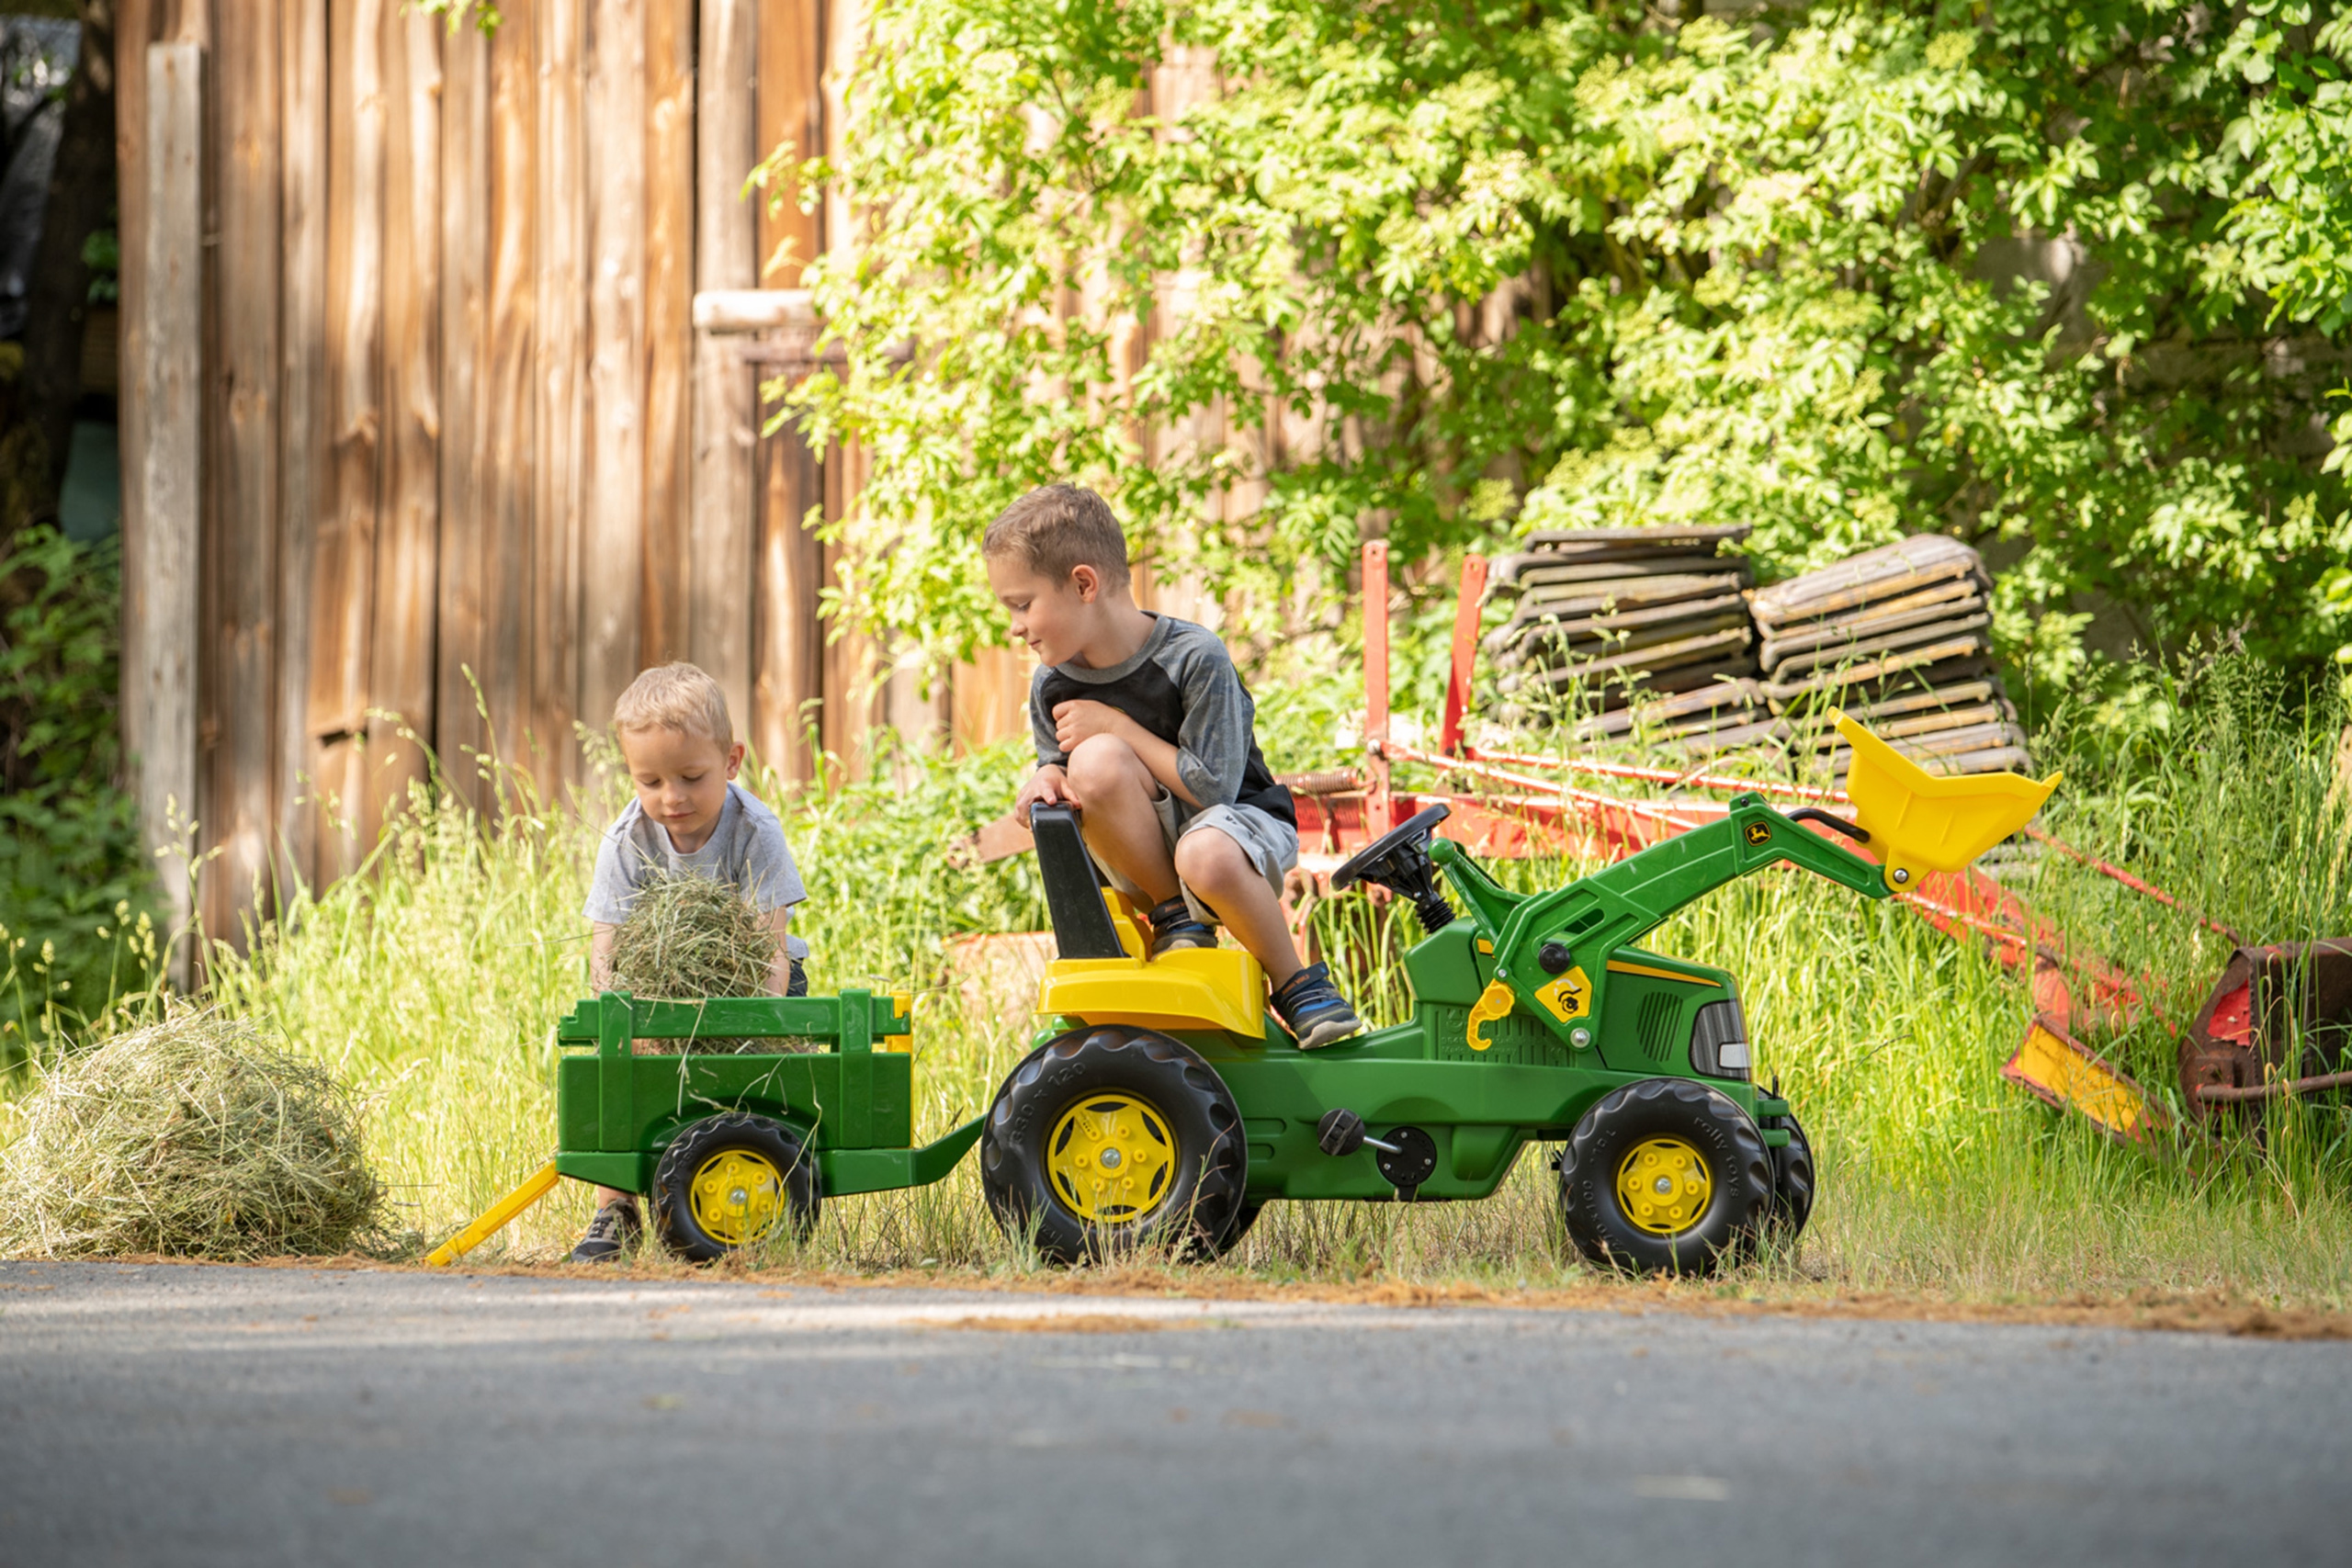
[607,873,808,1053]
[0,1015,385,1259]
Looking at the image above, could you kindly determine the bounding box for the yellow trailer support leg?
[426,1161,563,1267]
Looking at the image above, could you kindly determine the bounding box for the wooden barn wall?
[115,0,971,952]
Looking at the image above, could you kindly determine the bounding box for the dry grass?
[607,872,778,1002]
[606,873,786,1054]
[0,1013,384,1259]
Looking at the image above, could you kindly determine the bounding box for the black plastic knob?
[1539,942,1573,975]
[1317,1108,1367,1157]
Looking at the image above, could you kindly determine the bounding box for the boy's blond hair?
[981,483,1132,589]
[614,662,733,749]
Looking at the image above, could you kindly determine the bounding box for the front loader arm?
[1433,795,1889,1050]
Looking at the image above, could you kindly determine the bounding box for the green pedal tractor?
[978,714,2057,1273]
[429,712,2050,1274]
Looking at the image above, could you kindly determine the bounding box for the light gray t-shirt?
[582,783,809,959]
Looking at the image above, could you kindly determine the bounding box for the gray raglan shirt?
[1029,614,1295,829]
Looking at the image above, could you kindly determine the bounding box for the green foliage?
[0,527,153,1055]
[763,734,1046,978]
[788,0,2352,695]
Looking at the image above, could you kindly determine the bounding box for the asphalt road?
[1,1260,2343,1568]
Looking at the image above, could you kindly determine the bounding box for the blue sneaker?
[1272,962,1363,1050]
[1146,896,1218,957]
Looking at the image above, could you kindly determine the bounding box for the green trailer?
[428,988,982,1265]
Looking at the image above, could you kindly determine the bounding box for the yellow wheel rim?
[1615,1137,1713,1236]
[688,1148,788,1247]
[1046,1092,1176,1225]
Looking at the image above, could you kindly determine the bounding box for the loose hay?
[0,1015,385,1259]
[607,873,806,1053]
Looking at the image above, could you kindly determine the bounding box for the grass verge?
[3,660,2347,1312]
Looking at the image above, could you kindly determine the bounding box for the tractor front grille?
[1636,992,1683,1063]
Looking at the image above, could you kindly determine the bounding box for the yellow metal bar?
[426,1160,563,1268]
[2001,1020,2163,1141]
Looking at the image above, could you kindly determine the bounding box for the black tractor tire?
[1557,1077,1771,1276]
[651,1111,821,1262]
[981,1026,1247,1266]
[1761,1106,1815,1240]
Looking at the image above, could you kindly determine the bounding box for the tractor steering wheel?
[1330,803,1452,892]
[1329,804,1458,935]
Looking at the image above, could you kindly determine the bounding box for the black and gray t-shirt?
[1029,614,1295,829]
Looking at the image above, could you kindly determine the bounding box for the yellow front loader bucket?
[1834,709,2061,889]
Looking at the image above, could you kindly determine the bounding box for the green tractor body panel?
[551,990,983,1198]
[1030,796,1860,1205]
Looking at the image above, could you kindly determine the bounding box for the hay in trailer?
[606,873,809,1053]
[0,1015,385,1259]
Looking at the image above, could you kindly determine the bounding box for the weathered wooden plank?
[436,17,491,815]
[580,0,647,739]
[136,39,201,981]
[277,0,327,897]
[950,644,1033,753]
[755,413,823,779]
[820,0,859,298]
[819,446,879,775]
[310,0,387,880]
[211,0,282,941]
[690,0,758,727]
[815,0,876,778]
[192,0,220,934]
[480,0,537,784]
[639,0,695,666]
[115,0,154,774]
[757,0,821,288]
[367,6,442,846]
[535,0,587,787]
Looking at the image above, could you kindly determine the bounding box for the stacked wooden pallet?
[1486,525,1764,730]
[1747,535,2030,779]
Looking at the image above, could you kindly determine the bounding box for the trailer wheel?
[981,1026,1246,1265]
[651,1111,820,1262]
[1557,1078,1770,1276]
[1761,1106,1815,1239]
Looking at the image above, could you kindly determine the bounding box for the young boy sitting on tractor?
[984,484,1363,1050]
[570,661,811,1261]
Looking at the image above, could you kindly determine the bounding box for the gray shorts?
[1101,795,1300,925]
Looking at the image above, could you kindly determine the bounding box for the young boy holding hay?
[985,484,1364,1050]
[571,661,810,1262]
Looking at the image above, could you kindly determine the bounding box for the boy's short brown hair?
[981,484,1132,589]
[613,661,733,749]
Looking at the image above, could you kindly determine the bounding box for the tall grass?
[6,664,2349,1302]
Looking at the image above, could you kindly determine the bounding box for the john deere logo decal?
[1744,821,1771,846]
